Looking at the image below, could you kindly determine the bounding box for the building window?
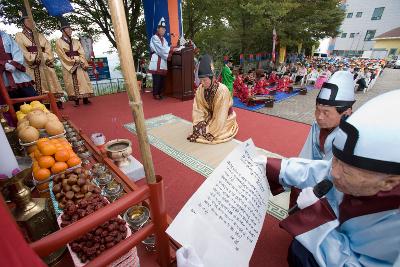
[347,13,353,18]
[341,33,347,38]
[356,12,362,17]
[364,30,376,41]
[371,7,384,20]
[350,33,355,38]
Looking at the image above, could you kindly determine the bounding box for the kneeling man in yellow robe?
[187,55,238,144]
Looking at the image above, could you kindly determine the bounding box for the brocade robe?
[189,82,239,144]
[55,36,93,100]
[15,29,64,99]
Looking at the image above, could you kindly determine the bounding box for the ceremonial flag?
[272,27,277,62]
[40,0,74,16]
[249,54,254,62]
[240,54,244,64]
[223,55,229,64]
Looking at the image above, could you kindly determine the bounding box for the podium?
[165,47,195,101]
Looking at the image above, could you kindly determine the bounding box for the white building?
[330,0,400,57]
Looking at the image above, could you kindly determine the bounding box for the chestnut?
[68,176,78,185]
[65,191,74,200]
[75,193,85,199]
[72,185,81,193]
[62,184,72,192]
[77,178,86,187]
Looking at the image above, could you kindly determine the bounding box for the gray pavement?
[257,68,400,125]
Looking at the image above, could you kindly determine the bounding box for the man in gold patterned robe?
[55,17,93,107]
[15,10,65,108]
[187,55,238,144]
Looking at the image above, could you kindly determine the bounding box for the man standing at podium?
[148,17,174,100]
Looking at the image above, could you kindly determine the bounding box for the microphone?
[287,179,333,215]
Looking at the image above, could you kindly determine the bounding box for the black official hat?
[58,16,71,30]
[18,8,28,24]
[198,54,214,78]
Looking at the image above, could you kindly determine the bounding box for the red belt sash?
[26,46,45,53]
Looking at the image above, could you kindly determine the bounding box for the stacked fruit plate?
[29,138,82,193]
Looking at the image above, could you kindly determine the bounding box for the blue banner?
[142,0,183,47]
[142,0,171,45]
[40,0,74,16]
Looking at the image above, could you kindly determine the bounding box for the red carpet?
[62,92,310,267]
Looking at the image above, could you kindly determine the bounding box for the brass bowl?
[104,139,132,167]
[124,205,150,231]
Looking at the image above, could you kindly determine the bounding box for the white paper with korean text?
[166,139,270,267]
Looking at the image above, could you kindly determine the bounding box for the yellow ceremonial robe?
[55,36,93,100]
[15,29,64,99]
[189,82,239,144]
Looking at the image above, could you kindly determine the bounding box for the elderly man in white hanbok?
[299,71,355,161]
[148,17,175,100]
[264,90,400,267]
[0,30,36,99]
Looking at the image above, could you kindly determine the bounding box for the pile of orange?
[29,138,81,191]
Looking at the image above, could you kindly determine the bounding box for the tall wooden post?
[108,0,156,184]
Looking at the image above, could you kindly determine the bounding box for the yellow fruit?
[20,102,32,114]
[28,112,48,129]
[30,101,42,107]
[45,120,64,136]
[18,126,40,143]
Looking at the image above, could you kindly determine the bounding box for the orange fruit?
[29,152,35,159]
[55,149,70,162]
[51,162,68,174]
[39,144,57,156]
[38,155,55,168]
[34,149,42,160]
[37,138,50,146]
[50,139,60,145]
[36,182,49,191]
[33,168,51,181]
[32,161,40,173]
[27,145,37,154]
[67,157,81,168]
[37,141,50,150]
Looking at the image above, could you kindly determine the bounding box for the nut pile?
[61,195,128,263]
[52,167,101,209]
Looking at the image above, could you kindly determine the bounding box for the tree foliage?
[0,0,148,58]
[182,0,345,62]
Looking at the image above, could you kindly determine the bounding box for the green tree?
[182,0,344,60]
[0,0,148,58]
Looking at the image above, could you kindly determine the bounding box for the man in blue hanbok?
[0,30,36,99]
[299,71,355,160]
[265,90,400,267]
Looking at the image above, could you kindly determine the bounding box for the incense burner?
[104,139,132,167]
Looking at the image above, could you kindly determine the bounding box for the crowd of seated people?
[231,56,385,105]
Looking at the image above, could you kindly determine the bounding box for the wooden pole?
[108,0,156,184]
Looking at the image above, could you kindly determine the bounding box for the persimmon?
[67,157,81,168]
[38,155,55,169]
[55,149,70,162]
[39,144,57,156]
[33,168,51,181]
[51,162,68,174]
[36,138,50,146]
[34,149,42,160]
